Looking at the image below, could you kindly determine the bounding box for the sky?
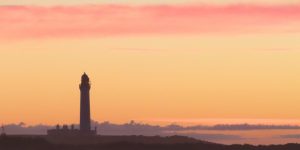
[1,0,300,5]
[1,0,300,127]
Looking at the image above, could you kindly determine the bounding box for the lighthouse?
[47,73,96,136]
[79,72,91,132]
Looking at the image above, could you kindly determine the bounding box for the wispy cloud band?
[1,4,300,40]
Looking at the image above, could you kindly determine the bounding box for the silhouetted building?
[47,73,96,136]
[80,73,91,132]
[1,125,5,136]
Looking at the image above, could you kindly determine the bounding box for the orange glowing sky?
[1,1,300,126]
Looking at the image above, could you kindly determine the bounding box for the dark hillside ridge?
[1,135,300,150]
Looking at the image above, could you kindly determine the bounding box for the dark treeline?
[5,121,300,135]
[1,136,300,150]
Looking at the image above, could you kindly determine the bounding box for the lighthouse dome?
[81,72,89,82]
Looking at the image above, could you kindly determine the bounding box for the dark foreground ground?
[1,135,300,150]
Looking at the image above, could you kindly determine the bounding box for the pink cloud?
[1,4,300,40]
